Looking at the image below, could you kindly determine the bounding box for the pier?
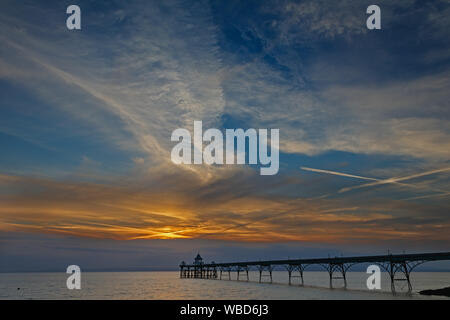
[180,252,450,293]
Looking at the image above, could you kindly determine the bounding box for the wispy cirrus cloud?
[0,0,225,169]
[213,0,450,162]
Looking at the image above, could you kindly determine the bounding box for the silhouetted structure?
[180,253,218,280]
[180,252,450,294]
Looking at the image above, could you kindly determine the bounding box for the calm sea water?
[1,271,449,300]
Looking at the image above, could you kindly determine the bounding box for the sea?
[1,271,449,300]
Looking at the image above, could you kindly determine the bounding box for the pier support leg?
[286,265,294,285]
[402,262,412,293]
[387,261,413,294]
[269,267,273,283]
[390,263,395,294]
[327,263,348,289]
[328,267,333,289]
[338,264,347,288]
[288,270,292,285]
[287,265,305,286]
[258,265,272,283]
[298,266,305,286]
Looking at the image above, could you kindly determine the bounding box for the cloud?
[0,0,225,169]
[223,64,450,161]
[271,0,368,42]
[1,168,450,243]
[0,0,449,247]
[209,0,450,162]
[2,0,449,164]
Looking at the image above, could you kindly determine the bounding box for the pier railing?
[180,252,450,293]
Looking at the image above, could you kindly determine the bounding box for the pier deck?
[180,252,450,293]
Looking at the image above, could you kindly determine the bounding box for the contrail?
[300,167,378,181]
[403,192,450,201]
[300,166,450,197]
[339,167,450,193]
[301,166,415,191]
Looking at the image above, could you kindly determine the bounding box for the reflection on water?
[1,271,449,300]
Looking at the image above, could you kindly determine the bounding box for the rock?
[420,287,450,297]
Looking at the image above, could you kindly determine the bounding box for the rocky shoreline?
[419,287,450,297]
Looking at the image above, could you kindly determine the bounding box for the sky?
[0,0,449,272]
